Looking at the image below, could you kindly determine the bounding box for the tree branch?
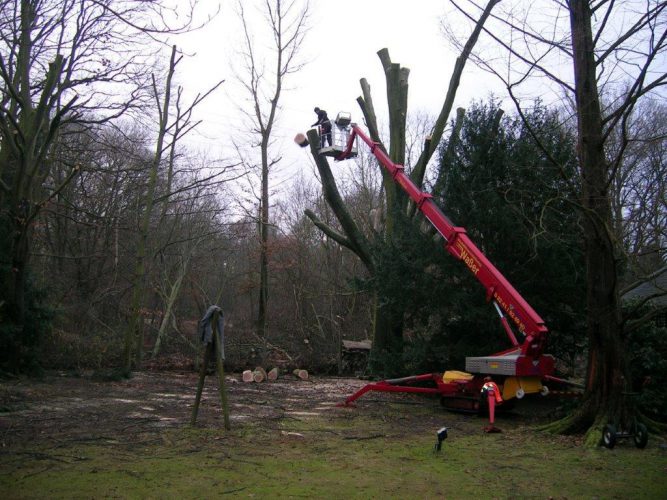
[306,128,375,274]
[303,209,355,252]
[416,0,501,176]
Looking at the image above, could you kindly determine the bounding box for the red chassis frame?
[341,373,486,412]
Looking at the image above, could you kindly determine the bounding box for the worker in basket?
[481,376,503,433]
[312,107,332,148]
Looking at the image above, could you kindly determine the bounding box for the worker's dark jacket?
[312,110,331,131]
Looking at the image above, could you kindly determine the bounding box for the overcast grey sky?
[174,0,505,185]
[169,0,666,197]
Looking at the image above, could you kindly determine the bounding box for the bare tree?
[443,0,667,443]
[37,125,151,328]
[150,179,230,360]
[610,99,667,281]
[233,0,310,338]
[124,45,225,372]
[0,0,213,371]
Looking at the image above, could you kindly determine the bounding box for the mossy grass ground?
[1,372,666,498]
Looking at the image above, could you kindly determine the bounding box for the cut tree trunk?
[253,367,267,383]
[293,369,309,380]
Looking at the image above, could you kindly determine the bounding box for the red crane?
[315,114,561,411]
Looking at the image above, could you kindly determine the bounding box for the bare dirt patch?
[0,370,556,452]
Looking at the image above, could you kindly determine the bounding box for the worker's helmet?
[314,107,320,113]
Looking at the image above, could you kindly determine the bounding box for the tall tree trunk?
[236,1,310,339]
[5,220,31,370]
[546,1,627,444]
[257,142,269,337]
[0,5,66,371]
[370,295,405,376]
[352,53,413,374]
[124,46,177,372]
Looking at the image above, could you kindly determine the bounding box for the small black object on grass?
[435,427,448,452]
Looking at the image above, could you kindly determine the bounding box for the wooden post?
[212,310,231,430]
[191,309,230,429]
[191,342,212,425]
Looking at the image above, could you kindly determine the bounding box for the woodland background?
[0,0,666,431]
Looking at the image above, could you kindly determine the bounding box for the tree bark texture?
[257,142,270,338]
[565,0,627,441]
[0,3,72,370]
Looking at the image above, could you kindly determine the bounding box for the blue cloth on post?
[198,305,225,359]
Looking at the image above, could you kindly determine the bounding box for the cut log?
[242,370,254,383]
[294,132,309,147]
[268,367,279,381]
[292,369,309,380]
[252,367,266,383]
[342,339,372,351]
[255,366,267,382]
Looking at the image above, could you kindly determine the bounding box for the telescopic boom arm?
[337,124,550,367]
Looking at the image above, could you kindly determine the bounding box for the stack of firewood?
[241,367,309,383]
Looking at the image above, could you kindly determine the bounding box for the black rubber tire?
[633,423,648,449]
[602,424,616,449]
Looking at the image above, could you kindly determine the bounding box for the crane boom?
[338,123,553,378]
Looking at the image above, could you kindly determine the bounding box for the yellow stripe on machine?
[443,370,475,383]
[502,376,543,400]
